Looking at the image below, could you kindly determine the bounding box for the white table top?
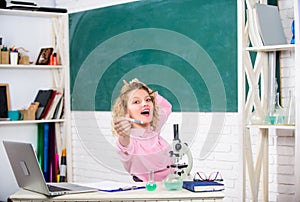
[10,182,225,201]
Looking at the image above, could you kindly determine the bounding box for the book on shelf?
[34,89,54,120]
[255,3,287,46]
[37,123,44,170]
[57,98,64,119]
[48,123,57,182]
[182,181,224,192]
[37,123,59,182]
[53,96,64,119]
[33,89,64,120]
[41,89,57,119]
[44,90,63,120]
[43,123,50,182]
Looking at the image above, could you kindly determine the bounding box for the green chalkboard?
[69,0,237,112]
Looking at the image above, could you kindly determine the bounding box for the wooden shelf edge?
[0,8,67,17]
[0,119,65,125]
[0,64,64,69]
[245,44,295,52]
[246,124,295,130]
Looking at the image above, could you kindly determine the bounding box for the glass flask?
[146,170,157,191]
[286,90,295,125]
[163,173,183,191]
[266,92,286,124]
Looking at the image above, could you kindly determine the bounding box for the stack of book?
[182,181,224,192]
[33,89,64,120]
[6,0,68,13]
[37,123,59,182]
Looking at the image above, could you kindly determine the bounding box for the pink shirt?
[116,93,173,182]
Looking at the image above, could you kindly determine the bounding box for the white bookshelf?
[0,9,71,201]
[245,44,295,52]
[239,1,298,201]
[294,0,300,200]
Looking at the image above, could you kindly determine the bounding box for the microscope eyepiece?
[173,124,179,140]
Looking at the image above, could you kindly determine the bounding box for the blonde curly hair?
[112,80,159,134]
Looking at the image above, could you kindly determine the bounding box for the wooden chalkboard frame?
[0,83,11,118]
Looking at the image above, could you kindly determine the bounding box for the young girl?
[112,78,173,182]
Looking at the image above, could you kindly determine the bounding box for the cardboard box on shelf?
[1,51,9,64]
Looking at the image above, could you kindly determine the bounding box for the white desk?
[10,183,225,202]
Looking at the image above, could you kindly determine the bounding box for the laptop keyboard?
[47,184,70,192]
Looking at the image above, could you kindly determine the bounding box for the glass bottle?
[164,173,183,191]
[286,90,295,125]
[146,170,157,191]
[266,92,285,125]
[274,93,286,125]
[266,80,278,124]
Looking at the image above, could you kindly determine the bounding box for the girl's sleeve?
[116,139,134,161]
[155,92,172,131]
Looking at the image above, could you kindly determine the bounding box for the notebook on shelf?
[255,3,287,46]
[3,141,97,196]
[34,89,53,120]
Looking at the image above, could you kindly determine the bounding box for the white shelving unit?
[294,0,300,200]
[239,0,298,201]
[0,9,71,201]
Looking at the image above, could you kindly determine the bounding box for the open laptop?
[3,141,98,196]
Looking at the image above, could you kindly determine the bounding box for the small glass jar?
[267,93,286,125]
[163,173,183,191]
[146,170,157,191]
